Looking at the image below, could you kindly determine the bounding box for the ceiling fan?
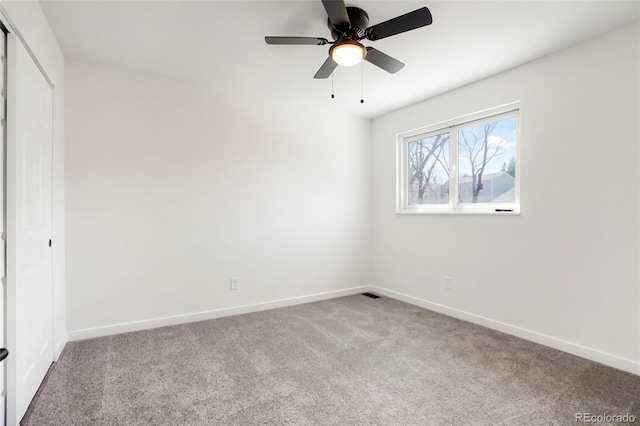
[265,0,433,79]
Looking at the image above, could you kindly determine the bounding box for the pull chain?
[360,61,364,104]
[331,71,335,99]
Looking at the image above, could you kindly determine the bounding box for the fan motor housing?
[328,7,369,40]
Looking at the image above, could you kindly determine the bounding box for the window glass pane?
[458,117,516,204]
[408,133,450,205]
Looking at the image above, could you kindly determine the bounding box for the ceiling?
[40,0,640,119]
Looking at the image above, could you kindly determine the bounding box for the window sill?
[396,207,521,215]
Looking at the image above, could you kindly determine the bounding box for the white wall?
[0,1,66,356]
[65,60,371,333]
[371,23,640,374]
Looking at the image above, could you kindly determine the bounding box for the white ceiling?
[40,0,640,119]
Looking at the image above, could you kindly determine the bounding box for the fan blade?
[265,36,329,45]
[313,56,338,79]
[322,0,350,27]
[364,47,405,74]
[366,7,432,41]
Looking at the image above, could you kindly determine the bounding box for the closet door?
[0,27,6,426]
[6,33,54,426]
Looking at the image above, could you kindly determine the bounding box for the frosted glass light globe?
[330,41,365,67]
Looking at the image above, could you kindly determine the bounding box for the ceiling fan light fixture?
[330,40,365,67]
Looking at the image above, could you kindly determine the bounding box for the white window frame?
[396,102,520,215]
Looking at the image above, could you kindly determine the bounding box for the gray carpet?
[22,295,640,425]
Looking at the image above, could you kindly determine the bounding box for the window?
[397,103,519,214]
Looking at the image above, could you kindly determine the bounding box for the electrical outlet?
[445,276,453,290]
[230,277,239,290]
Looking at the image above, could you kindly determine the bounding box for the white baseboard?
[53,333,68,361]
[370,286,640,376]
[68,285,371,342]
[65,284,639,376]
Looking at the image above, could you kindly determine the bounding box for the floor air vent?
[361,292,381,299]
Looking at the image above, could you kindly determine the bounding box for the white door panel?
[0,27,6,426]
[6,33,53,426]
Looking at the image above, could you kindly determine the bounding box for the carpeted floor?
[22,295,640,425]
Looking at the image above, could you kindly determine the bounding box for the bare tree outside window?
[408,133,449,205]
[458,117,516,203]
